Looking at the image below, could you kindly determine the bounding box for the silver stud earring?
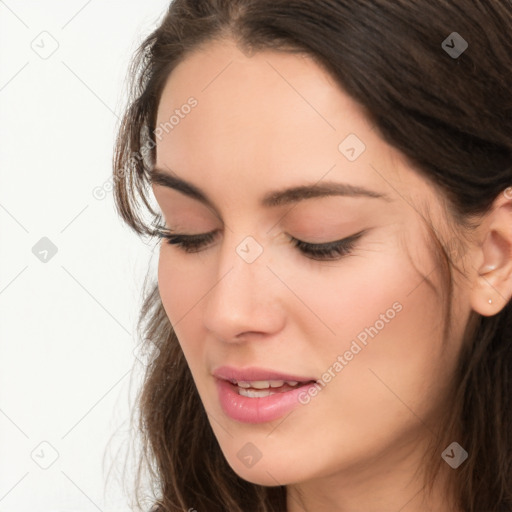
[488,299,493,304]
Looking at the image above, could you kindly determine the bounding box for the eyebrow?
[150,167,391,209]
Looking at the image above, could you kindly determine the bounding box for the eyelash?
[154,227,364,261]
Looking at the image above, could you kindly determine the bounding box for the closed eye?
[154,226,365,262]
[288,232,363,260]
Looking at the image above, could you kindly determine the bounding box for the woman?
[113,1,512,511]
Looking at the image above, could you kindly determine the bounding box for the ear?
[470,187,512,316]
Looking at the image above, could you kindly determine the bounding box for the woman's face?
[152,40,471,489]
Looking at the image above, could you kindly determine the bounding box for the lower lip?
[215,378,317,424]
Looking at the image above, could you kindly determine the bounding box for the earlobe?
[471,262,511,316]
[469,190,512,317]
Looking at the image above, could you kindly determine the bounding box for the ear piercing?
[488,299,493,304]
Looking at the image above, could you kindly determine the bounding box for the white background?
[0,1,171,510]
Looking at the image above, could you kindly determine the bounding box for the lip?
[212,365,316,383]
[213,365,318,424]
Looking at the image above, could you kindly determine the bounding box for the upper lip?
[212,365,317,383]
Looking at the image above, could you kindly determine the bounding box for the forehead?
[156,39,371,154]
[154,39,429,212]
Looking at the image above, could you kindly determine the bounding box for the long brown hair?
[112,1,512,511]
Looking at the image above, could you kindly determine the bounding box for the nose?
[202,233,285,343]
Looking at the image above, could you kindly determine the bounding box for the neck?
[286,440,461,512]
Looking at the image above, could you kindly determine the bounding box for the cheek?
[157,248,200,338]
[300,247,449,429]
[157,249,178,321]
[277,248,416,345]
[157,247,219,378]
[286,227,441,364]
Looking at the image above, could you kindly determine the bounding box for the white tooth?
[250,380,272,389]
[236,380,296,389]
[286,381,299,386]
[239,388,273,398]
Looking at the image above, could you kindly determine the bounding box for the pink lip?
[212,365,316,383]
[213,365,318,424]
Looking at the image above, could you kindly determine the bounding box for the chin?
[221,448,309,487]
[232,464,295,486]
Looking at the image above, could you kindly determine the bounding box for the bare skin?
[150,39,512,512]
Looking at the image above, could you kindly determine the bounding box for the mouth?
[226,379,317,398]
[212,365,319,423]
